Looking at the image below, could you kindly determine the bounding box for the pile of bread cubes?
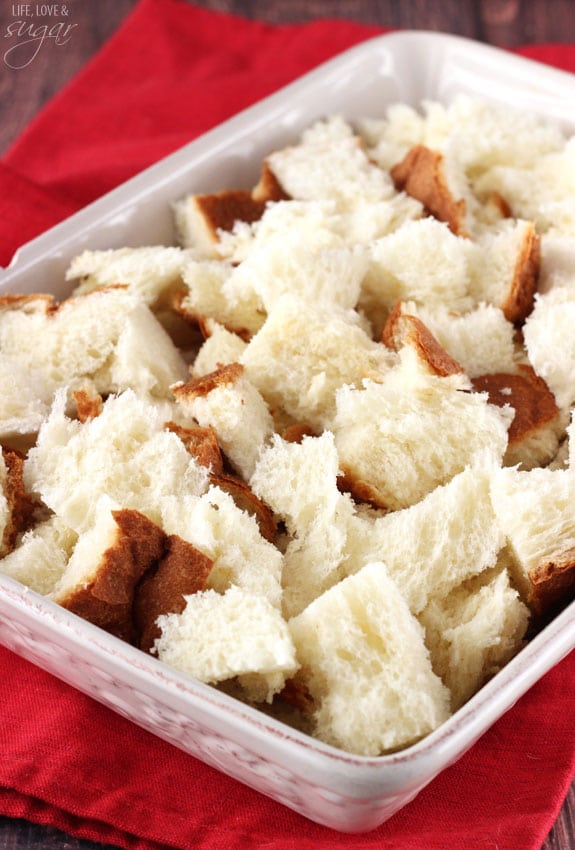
[1,94,575,757]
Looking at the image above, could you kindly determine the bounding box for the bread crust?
[1,449,36,557]
[501,222,540,324]
[382,303,465,377]
[210,472,276,543]
[252,161,290,203]
[471,364,560,462]
[189,165,289,244]
[0,293,55,314]
[73,387,104,423]
[55,509,166,642]
[528,547,575,617]
[192,191,267,240]
[337,468,389,510]
[134,535,213,653]
[165,422,224,474]
[391,145,468,236]
[172,362,245,401]
[280,423,319,443]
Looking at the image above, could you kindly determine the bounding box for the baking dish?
[1,30,575,833]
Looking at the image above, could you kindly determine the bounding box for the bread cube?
[289,562,451,755]
[154,585,298,703]
[52,496,166,641]
[490,465,575,616]
[266,115,397,211]
[241,295,393,428]
[343,462,505,614]
[391,301,519,379]
[173,363,275,481]
[179,258,264,338]
[0,516,76,596]
[23,389,210,533]
[361,218,474,334]
[523,288,575,411]
[333,349,511,510]
[467,219,540,323]
[160,485,283,611]
[191,320,248,377]
[66,246,187,305]
[420,563,529,710]
[0,288,188,405]
[250,432,356,617]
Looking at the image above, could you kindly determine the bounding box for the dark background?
[1,1,575,848]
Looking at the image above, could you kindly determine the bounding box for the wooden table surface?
[1,0,575,848]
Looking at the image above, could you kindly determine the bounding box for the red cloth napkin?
[1,1,575,848]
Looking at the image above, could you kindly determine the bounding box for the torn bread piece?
[178,258,265,339]
[342,461,505,615]
[468,219,541,324]
[390,145,470,237]
[51,497,166,641]
[419,560,529,711]
[240,295,394,429]
[0,296,55,444]
[471,365,565,470]
[265,115,398,211]
[356,102,428,170]
[215,199,345,264]
[382,302,465,377]
[389,301,520,379]
[289,561,451,756]
[222,238,368,315]
[190,319,248,377]
[154,585,298,704]
[23,389,210,534]
[101,294,189,398]
[333,348,511,510]
[523,288,575,412]
[0,355,53,446]
[0,515,77,596]
[490,465,575,617]
[66,246,187,306]
[250,432,348,540]
[0,288,188,405]
[250,432,357,618]
[65,246,201,348]
[173,162,288,256]
[160,485,283,611]
[173,363,275,482]
[361,217,474,335]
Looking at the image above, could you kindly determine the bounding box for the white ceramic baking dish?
[1,30,575,833]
